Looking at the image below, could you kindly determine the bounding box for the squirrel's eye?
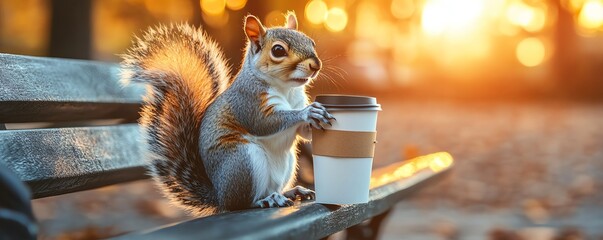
[271,44,287,58]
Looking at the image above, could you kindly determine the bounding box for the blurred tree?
[49,0,91,59]
[552,0,578,91]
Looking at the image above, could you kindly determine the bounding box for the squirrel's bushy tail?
[120,24,231,215]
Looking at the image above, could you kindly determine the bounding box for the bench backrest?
[0,53,148,198]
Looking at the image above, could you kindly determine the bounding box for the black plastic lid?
[315,94,382,111]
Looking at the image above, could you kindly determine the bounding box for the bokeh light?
[525,7,547,32]
[355,1,381,38]
[305,0,328,25]
[324,7,348,32]
[506,1,547,33]
[264,10,285,27]
[566,0,587,12]
[200,0,225,16]
[578,0,603,29]
[516,37,546,67]
[225,0,246,11]
[390,0,415,20]
[2,0,602,94]
[421,0,485,36]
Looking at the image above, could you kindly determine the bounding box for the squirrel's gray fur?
[120,12,333,215]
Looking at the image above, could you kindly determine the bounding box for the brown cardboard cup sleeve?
[312,129,377,158]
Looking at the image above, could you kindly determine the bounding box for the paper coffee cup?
[312,95,381,204]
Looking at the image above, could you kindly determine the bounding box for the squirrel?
[120,12,335,215]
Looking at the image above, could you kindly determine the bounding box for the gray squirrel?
[120,12,335,215]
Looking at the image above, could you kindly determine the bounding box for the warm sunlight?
[506,1,547,32]
[578,0,603,29]
[429,155,454,172]
[421,0,485,36]
[370,152,454,188]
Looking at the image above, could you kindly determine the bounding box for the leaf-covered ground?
[375,98,603,240]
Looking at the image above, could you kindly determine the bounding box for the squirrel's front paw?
[303,102,335,130]
[254,192,294,208]
[283,186,315,201]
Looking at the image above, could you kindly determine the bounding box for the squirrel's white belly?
[248,126,299,202]
[248,88,305,202]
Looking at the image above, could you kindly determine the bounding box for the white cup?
[312,95,381,204]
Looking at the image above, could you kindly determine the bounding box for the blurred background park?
[1,0,602,239]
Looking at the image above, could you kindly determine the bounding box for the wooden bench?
[0,53,454,239]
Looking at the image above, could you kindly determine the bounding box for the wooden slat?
[0,53,144,123]
[0,124,148,198]
[115,153,454,240]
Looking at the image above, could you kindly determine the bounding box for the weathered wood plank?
[0,53,144,123]
[0,124,148,198]
[0,53,141,102]
[114,153,454,240]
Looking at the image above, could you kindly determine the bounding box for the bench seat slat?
[0,53,144,123]
[116,154,453,240]
[0,124,148,198]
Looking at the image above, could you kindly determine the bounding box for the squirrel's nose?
[309,57,321,72]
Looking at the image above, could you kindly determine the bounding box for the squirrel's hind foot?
[254,192,294,208]
[283,186,315,201]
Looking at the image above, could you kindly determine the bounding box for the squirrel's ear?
[244,15,265,52]
[285,11,298,30]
